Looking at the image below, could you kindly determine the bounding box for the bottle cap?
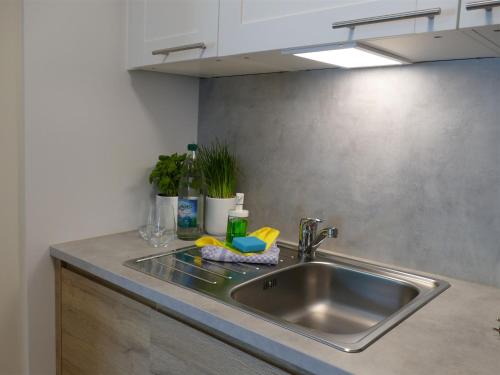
[187,144,197,151]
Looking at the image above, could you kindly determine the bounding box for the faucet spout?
[298,218,338,260]
[312,227,338,252]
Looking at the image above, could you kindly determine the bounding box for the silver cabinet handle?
[466,0,500,11]
[332,8,441,29]
[152,42,206,56]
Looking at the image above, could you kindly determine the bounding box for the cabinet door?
[219,0,425,56]
[150,308,288,375]
[59,267,289,375]
[415,0,459,33]
[60,268,151,374]
[128,0,219,68]
[459,0,500,28]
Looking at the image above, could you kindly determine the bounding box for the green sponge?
[232,236,267,253]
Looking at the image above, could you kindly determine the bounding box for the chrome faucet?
[298,218,338,259]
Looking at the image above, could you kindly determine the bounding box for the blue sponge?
[232,236,267,253]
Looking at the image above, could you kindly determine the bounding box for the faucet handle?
[300,217,322,228]
[299,218,322,237]
[299,218,321,250]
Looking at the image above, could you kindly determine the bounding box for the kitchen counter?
[50,231,500,375]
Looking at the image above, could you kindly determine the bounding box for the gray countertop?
[50,231,500,375]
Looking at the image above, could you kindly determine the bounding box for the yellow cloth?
[194,227,280,256]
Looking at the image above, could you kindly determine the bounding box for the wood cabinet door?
[459,0,500,28]
[219,0,423,56]
[127,0,219,68]
[59,267,290,375]
[60,268,151,374]
[150,308,289,375]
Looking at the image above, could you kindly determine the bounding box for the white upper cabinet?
[218,0,459,57]
[127,0,219,68]
[415,0,460,32]
[126,0,500,76]
[459,0,500,28]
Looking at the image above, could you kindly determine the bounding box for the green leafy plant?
[198,140,237,198]
[149,153,186,196]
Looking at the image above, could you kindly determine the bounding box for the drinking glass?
[149,202,176,247]
[138,198,155,241]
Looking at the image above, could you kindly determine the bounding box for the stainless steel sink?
[125,243,449,352]
[232,262,420,335]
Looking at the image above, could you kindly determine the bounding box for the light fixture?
[285,43,409,69]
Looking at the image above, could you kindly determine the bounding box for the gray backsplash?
[198,58,500,287]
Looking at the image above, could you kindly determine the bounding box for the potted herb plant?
[149,153,186,236]
[198,141,238,236]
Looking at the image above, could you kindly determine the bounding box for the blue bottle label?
[178,198,198,228]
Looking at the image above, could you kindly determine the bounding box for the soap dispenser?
[226,193,249,243]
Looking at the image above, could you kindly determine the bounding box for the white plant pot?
[156,195,178,236]
[205,197,236,236]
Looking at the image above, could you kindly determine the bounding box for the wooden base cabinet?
[58,266,289,375]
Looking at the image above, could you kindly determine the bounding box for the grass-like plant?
[149,153,186,196]
[198,140,237,198]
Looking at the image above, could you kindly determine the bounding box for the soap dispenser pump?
[226,193,249,243]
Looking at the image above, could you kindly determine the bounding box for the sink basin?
[231,262,419,336]
[124,243,449,352]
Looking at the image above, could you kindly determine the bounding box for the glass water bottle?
[177,144,205,240]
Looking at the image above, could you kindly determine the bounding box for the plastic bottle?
[226,193,249,243]
[177,144,205,240]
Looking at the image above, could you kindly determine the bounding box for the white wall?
[24,1,199,373]
[0,0,26,374]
